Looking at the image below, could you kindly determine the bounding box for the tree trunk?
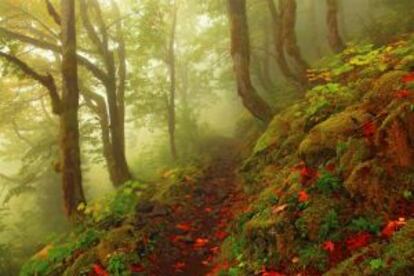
[266,0,300,85]
[79,0,131,186]
[60,0,85,220]
[279,0,308,84]
[326,0,345,52]
[167,0,178,161]
[227,0,273,124]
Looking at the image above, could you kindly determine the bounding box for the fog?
[0,0,411,273]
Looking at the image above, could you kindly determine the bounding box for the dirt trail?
[147,141,245,276]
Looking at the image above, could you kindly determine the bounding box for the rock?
[299,106,371,167]
[135,200,155,213]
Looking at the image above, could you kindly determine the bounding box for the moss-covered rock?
[299,106,371,167]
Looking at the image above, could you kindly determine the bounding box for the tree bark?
[266,0,300,85]
[227,0,273,124]
[60,0,85,220]
[279,0,308,84]
[79,0,131,186]
[166,0,178,161]
[326,0,345,52]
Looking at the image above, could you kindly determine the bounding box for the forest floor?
[145,143,247,276]
[149,141,246,276]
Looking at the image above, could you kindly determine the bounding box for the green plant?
[107,252,128,276]
[299,244,328,272]
[348,217,382,235]
[369,258,385,271]
[319,210,340,240]
[75,229,100,250]
[315,172,342,194]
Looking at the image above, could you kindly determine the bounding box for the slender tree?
[166,0,178,161]
[326,0,345,52]
[227,0,273,123]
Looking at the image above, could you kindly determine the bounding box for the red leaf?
[362,121,376,138]
[381,218,406,238]
[395,89,410,99]
[214,230,229,240]
[194,238,209,248]
[325,163,336,172]
[346,232,372,251]
[130,264,145,273]
[323,240,335,253]
[176,223,192,232]
[261,266,286,276]
[204,207,213,213]
[298,190,309,203]
[92,264,109,276]
[300,166,317,184]
[173,262,186,272]
[401,72,414,83]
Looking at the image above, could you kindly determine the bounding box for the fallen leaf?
[395,89,410,99]
[346,232,372,251]
[130,264,145,273]
[323,240,335,252]
[362,121,376,138]
[381,217,406,238]
[272,204,288,214]
[194,238,209,248]
[176,223,192,232]
[214,230,228,240]
[298,191,309,203]
[204,207,213,213]
[92,264,109,276]
[173,262,186,272]
[402,72,414,83]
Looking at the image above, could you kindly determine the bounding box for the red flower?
[395,89,410,99]
[298,190,309,203]
[401,72,414,83]
[176,223,192,232]
[323,240,335,253]
[362,121,376,138]
[92,264,109,276]
[346,232,372,251]
[173,262,186,272]
[381,218,406,238]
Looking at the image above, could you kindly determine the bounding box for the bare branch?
[45,0,61,25]
[0,51,61,114]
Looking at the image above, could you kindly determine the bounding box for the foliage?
[107,253,128,276]
[348,217,382,235]
[319,210,340,241]
[298,244,328,272]
[315,172,342,194]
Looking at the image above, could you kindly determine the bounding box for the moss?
[300,196,338,241]
[299,106,371,167]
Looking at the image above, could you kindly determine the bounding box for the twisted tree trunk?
[227,0,273,124]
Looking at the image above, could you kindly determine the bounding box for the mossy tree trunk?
[60,0,85,220]
[227,0,273,124]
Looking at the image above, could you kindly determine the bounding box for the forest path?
[147,140,246,276]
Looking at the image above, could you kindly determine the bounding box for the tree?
[326,0,345,52]
[279,0,308,84]
[227,0,273,123]
[166,0,178,161]
[59,0,85,220]
[0,0,132,187]
[0,0,86,220]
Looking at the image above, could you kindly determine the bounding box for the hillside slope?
[21,35,414,276]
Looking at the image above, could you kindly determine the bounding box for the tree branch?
[0,27,109,83]
[45,0,61,25]
[0,51,61,114]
